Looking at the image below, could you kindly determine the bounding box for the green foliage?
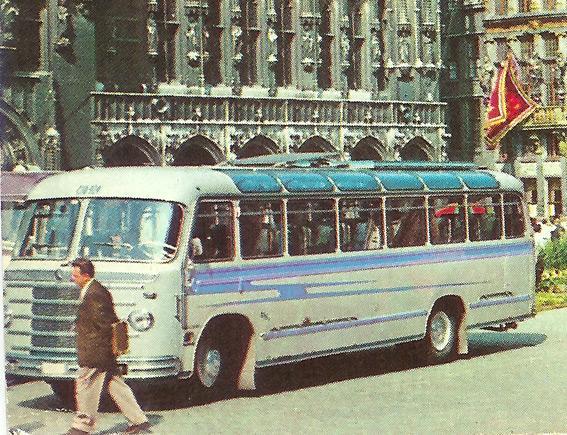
[538,272,567,293]
[535,291,567,312]
[540,236,567,270]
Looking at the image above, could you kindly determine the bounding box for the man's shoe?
[122,421,151,434]
[65,428,89,435]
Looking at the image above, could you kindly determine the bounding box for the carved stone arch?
[299,135,334,152]
[104,135,159,167]
[173,134,224,166]
[400,136,432,161]
[0,100,40,170]
[350,136,385,161]
[236,135,279,159]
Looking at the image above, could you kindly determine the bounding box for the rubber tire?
[49,380,76,410]
[423,306,458,365]
[192,328,243,403]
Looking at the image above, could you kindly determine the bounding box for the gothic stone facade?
[1,0,450,171]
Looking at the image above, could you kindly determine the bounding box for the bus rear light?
[127,310,154,332]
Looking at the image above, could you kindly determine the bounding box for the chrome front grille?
[31,318,73,332]
[31,302,78,317]
[6,281,78,357]
[33,287,79,300]
[31,335,75,348]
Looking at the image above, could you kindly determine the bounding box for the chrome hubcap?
[200,348,221,388]
[430,311,451,351]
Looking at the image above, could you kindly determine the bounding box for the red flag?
[484,53,537,149]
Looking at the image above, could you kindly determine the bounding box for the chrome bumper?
[5,353,182,380]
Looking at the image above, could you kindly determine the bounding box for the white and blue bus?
[3,155,535,402]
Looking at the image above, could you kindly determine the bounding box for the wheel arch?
[195,312,257,390]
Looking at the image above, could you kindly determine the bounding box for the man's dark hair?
[71,257,95,277]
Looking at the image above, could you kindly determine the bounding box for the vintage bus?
[3,156,535,403]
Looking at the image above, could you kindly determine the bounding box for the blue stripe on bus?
[194,242,532,290]
[469,294,532,309]
[261,310,429,341]
[203,280,489,308]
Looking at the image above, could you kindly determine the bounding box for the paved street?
[5,308,567,434]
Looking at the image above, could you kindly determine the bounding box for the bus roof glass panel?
[373,172,424,191]
[416,172,462,190]
[268,171,334,192]
[347,161,477,171]
[323,171,381,191]
[452,171,500,189]
[220,170,282,193]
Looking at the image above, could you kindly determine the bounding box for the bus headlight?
[127,310,154,331]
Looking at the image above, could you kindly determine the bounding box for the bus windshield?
[79,199,183,262]
[17,199,80,259]
[2,202,27,254]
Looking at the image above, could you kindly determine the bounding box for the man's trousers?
[71,367,147,433]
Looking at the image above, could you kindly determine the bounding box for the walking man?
[66,257,150,435]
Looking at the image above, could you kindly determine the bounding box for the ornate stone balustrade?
[91,92,446,128]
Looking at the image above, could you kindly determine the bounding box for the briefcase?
[111,320,129,356]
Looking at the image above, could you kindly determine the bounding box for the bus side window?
[287,199,336,256]
[239,200,284,259]
[468,194,502,241]
[339,198,383,251]
[386,197,426,248]
[192,201,234,262]
[428,195,466,245]
[503,193,525,239]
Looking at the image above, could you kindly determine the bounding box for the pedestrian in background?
[550,216,565,241]
[66,257,150,435]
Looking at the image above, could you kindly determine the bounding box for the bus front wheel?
[193,328,241,402]
[423,306,458,365]
[49,380,75,410]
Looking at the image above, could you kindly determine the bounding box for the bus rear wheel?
[423,306,458,365]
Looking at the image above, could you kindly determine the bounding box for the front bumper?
[5,353,182,380]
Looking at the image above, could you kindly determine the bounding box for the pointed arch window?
[14,0,41,71]
[156,0,177,82]
[347,1,366,90]
[317,0,333,89]
[275,0,294,86]
[205,0,222,85]
[240,0,260,85]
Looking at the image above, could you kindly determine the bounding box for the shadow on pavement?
[466,330,547,357]
[15,330,546,413]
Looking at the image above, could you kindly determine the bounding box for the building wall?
[440,0,567,218]
[1,0,450,172]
